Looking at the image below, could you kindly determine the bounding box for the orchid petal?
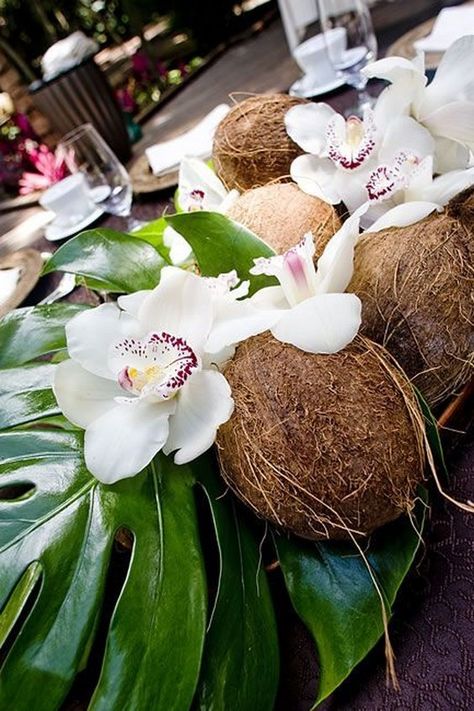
[433,137,471,173]
[271,293,361,354]
[314,204,367,293]
[53,359,124,428]
[363,55,426,84]
[164,370,234,465]
[285,102,335,155]
[379,116,435,164]
[421,35,474,115]
[163,225,193,265]
[84,399,175,483]
[290,154,340,203]
[373,82,413,126]
[333,168,371,214]
[206,295,281,354]
[66,303,137,379]
[422,167,474,206]
[422,101,474,149]
[117,290,151,318]
[218,188,240,213]
[138,266,213,354]
[367,201,441,232]
[179,156,228,210]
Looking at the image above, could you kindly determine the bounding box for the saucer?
[45,206,104,242]
[289,73,345,99]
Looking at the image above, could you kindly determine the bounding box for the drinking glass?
[316,0,377,115]
[58,123,142,232]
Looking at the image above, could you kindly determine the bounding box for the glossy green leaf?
[165,212,277,294]
[0,433,207,711]
[275,497,426,707]
[0,304,86,369]
[194,459,279,711]
[42,228,164,293]
[415,388,448,479]
[134,216,172,261]
[0,363,59,429]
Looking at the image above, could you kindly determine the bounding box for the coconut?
[349,189,474,408]
[217,334,425,541]
[212,94,307,191]
[226,183,341,257]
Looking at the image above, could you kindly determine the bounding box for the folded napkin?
[42,31,99,81]
[145,104,230,176]
[0,267,21,308]
[414,7,474,52]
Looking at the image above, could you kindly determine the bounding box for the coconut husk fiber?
[226,183,341,257]
[212,94,308,191]
[217,334,425,541]
[349,189,474,408]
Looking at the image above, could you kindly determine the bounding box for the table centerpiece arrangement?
[0,36,473,711]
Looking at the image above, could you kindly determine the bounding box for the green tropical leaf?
[0,303,86,369]
[0,433,207,711]
[133,216,172,262]
[415,388,448,478]
[195,458,279,711]
[42,228,164,293]
[165,212,277,295]
[0,363,59,429]
[275,495,426,707]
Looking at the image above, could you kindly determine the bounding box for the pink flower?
[19,142,69,194]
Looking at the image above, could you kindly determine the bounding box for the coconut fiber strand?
[217,334,425,541]
[350,189,474,407]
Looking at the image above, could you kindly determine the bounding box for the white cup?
[292,28,346,85]
[39,173,95,227]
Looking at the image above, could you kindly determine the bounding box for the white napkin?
[145,104,230,176]
[414,8,474,52]
[42,31,99,81]
[0,267,21,308]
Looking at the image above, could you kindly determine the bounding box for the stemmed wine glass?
[316,0,378,116]
[58,123,142,232]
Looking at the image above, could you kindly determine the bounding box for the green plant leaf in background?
[275,494,426,707]
[42,228,164,292]
[195,458,279,711]
[133,216,172,262]
[0,432,207,711]
[0,363,59,429]
[0,303,86,369]
[166,212,277,295]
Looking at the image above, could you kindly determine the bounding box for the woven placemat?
[129,153,179,195]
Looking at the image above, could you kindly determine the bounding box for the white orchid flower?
[164,157,239,265]
[286,102,378,210]
[362,116,474,228]
[207,207,365,356]
[286,99,474,231]
[364,35,474,172]
[52,266,255,484]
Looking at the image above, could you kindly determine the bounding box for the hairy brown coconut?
[213,94,307,191]
[349,189,474,408]
[217,334,425,540]
[226,183,341,257]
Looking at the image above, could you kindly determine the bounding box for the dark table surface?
[1,10,473,710]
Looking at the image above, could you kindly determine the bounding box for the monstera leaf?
[0,237,279,710]
[0,220,438,709]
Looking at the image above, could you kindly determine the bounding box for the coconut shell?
[349,189,474,407]
[212,94,308,191]
[226,183,341,257]
[217,334,425,541]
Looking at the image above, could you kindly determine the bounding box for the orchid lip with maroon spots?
[114,331,199,401]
